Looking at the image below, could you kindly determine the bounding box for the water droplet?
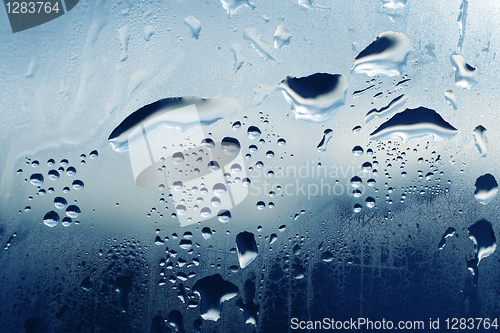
[445,90,458,110]
[66,166,76,177]
[362,162,372,172]
[274,24,292,50]
[202,227,212,239]
[247,126,262,140]
[54,197,68,209]
[353,204,362,213]
[231,163,242,174]
[200,207,211,217]
[277,73,348,122]
[176,205,187,215]
[30,174,44,186]
[365,94,408,123]
[207,161,220,171]
[48,170,60,181]
[47,159,55,166]
[211,197,221,206]
[370,107,457,143]
[184,15,201,39]
[232,121,241,130]
[474,173,498,205]
[213,183,227,197]
[66,205,81,218]
[173,181,183,191]
[236,231,258,268]
[350,176,362,188]
[24,206,31,212]
[221,0,255,17]
[322,251,334,262]
[72,180,84,190]
[217,209,231,223]
[43,211,59,227]
[352,126,362,134]
[365,197,375,208]
[473,125,488,158]
[221,137,241,156]
[173,152,185,164]
[277,138,286,146]
[192,274,238,321]
[256,201,266,210]
[352,31,413,77]
[317,129,333,152]
[90,150,98,159]
[62,217,72,227]
[467,219,496,285]
[438,227,456,250]
[451,53,477,89]
[352,146,364,157]
[243,27,275,60]
[31,160,39,167]
[380,0,406,8]
[201,138,215,150]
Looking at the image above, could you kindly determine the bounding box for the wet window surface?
[1,0,500,332]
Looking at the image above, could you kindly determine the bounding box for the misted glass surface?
[1,0,500,332]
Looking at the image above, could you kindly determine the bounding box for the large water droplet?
[274,24,292,50]
[48,170,60,181]
[213,183,227,197]
[54,197,68,209]
[43,211,59,227]
[256,201,266,210]
[370,107,457,143]
[173,152,185,164]
[247,126,261,140]
[201,138,215,150]
[350,176,362,188]
[221,137,241,156]
[277,73,348,123]
[192,274,238,321]
[202,227,212,239]
[352,31,413,77]
[451,54,477,89]
[217,209,231,223]
[352,146,364,156]
[236,231,258,268]
[474,173,498,205]
[66,205,81,218]
[184,15,201,39]
[66,166,76,177]
[30,173,44,186]
[207,161,220,171]
[473,125,488,158]
[72,180,84,190]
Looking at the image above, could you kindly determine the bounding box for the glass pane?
[1,0,500,331]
